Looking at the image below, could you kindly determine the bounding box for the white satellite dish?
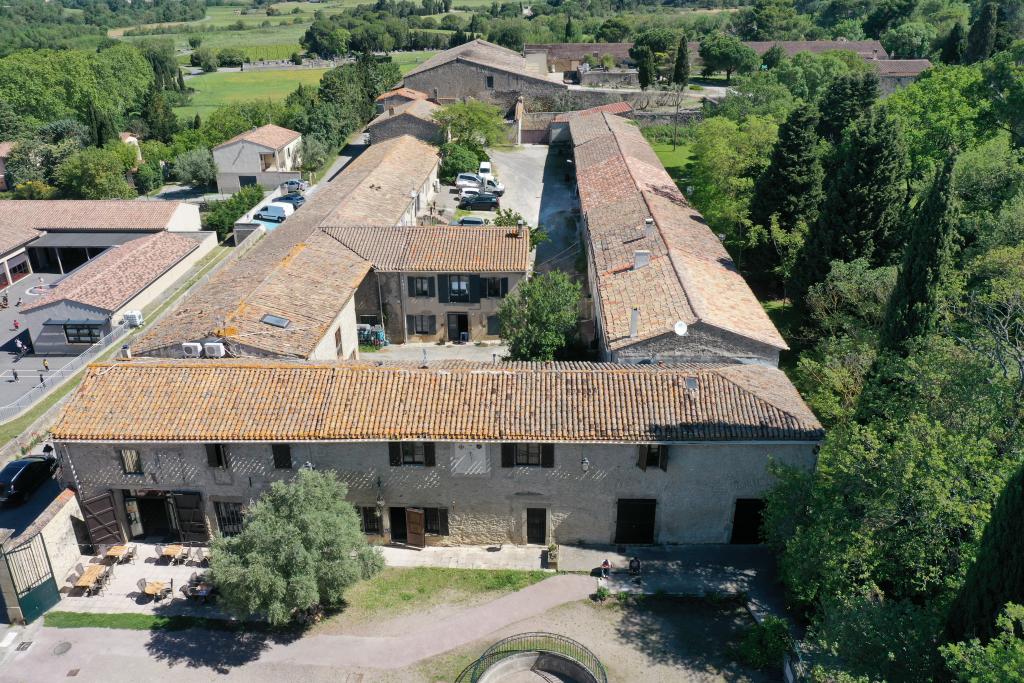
[673,321,689,337]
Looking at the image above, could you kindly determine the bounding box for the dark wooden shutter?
[407,276,416,296]
[636,446,647,471]
[659,446,668,471]
[541,444,554,468]
[206,444,220,468]
[424,442,436,466]
[439,508,449,536]
[173,492,210,543]
[80,491,124,548]
[501,443,514,468]
[437,274,450,303]
[428,315,437,335]
[406,315,415,335]
[469,275,482,303]
[388,442,402,467]
[500,277,509,297]
[428,277,436,297]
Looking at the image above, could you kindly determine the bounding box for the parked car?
[454,172,505,196]
[478,161,492,177]
[254,202,295,223]
[0,455,58,506]
[455,172,482,189]
[459,193,500,211]
[275,193,306,208]
[458,187,481,201]
[452,215,490,226]
[283,179,310,193]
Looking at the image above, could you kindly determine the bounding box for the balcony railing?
[455,631,608,683]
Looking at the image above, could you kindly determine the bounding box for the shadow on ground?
[144,602,305,674]
[613,595,773,681]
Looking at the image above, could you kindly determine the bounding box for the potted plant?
[546,542,559,571]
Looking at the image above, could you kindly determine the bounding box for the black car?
[0,455,58,506]
[458,193,500,211]
[275,193,306,208]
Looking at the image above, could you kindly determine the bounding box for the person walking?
[42,359,49,372]
[11,369,18,383]
[39,372,45,386]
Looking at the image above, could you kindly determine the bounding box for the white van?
[254,202,295,223]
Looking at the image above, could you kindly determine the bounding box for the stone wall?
[367,116,442,146]
[609,323,781,367]
[403,61,567,109]
[59,438,817,545]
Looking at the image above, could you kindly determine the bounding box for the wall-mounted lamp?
[581,457,590,473]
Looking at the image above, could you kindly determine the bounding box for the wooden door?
[406,508,426,548]
[80,491,125,549]
[526,508,546,544]
[614,499,657,544]
[172,492,210,543]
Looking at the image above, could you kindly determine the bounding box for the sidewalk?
[381,543,547,570]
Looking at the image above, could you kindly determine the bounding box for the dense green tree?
[816,71,879,144]
[761,44,788,70]
[191,46,218,72]
[498,271,581,361]
[943,604,1024,681]
[942,21,967,63]
[630,27,676,59]
[298,136,329,174]
[980,42,1024,149]
[636,45,656,89]
[882,21,937,58]
[773,50,871,102]
[596,16,630,43]
[791,108,909,304]
[301,19,350,58]
[54,147,134,199]
[946,461,1024,643]
[142,88,179,143]
[354,54,401,101]
[433,100,506,148]
[188,36,202,50]
[879,156,960,355]
[137,39,181,91]
[672,34,690,85]
[749,104,824,286]
[438,142,479,183]
[712,72,798,123]
[563,14,574,41]
[737,0,809,40]
[699,32,759,82]
[211,470,384,626]
[864,0,916,37]
[203,185,266,239]
[966,2,999,63]
[172,148,216,188]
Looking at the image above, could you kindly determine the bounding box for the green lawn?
[650,139,693,190]
[174,68,330,118]
[44,612,276,632]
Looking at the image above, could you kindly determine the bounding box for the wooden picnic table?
[106,545,128,560]
[74,564,106,591]
[143,581,167,597]
[162,545,184,559]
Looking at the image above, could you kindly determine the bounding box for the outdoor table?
[144,581,167,597]
[162,545,184,561]
[74,565,106,593]
[106,545,128,561]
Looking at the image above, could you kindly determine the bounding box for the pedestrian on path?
[11,370,18,383]
[39,372,45,386]
[42,359,49,372]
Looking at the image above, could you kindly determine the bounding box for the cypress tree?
[878,155,959,355]
[941,21,967,64]
[672,33,690,86]
[789,108,909,306]
[636,46,656,90]
[946,460,1024,644]
[816,72,879,145]
[192,114,202,130]
[176,69,186,91]
[965,1,999,64]
[564,15,574,42]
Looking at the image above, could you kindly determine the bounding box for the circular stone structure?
[456,633,607,683]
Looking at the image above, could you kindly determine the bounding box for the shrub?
[217,48,246,68]
[13,180,57,199]
[594,586,611,602]
[439,142,479,183]
[291,52,303,65]
[172,148,216,188]
[203,184,265,239]
[736,616,793,669]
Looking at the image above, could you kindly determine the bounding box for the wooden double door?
[389,507,426,548]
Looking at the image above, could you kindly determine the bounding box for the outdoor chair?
[122,544,137,564]
[136,578,147,595]
[189,572,199,585]
[193,548,209,567]
[176,547,191,565]
[154,545,165,561]
[160,579,173,600]
[75,562,85,576]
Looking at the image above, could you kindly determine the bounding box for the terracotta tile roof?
[320,135,439,227]
[405,39,562,87]
[571,113,787,352]
[375,87,428,103]
[553,102,633,123]
[525,43,634,62]
[322,225,530,272]
[874,59,932,76]
[134,136,441,358]
[0,200,183,232]
[213,124,301,151]
[367,98,441,127]
[52,360,823,443]
[0,141,14,158]
[0,222,40,258]
[687,40,888,65]
[22,232,200,314]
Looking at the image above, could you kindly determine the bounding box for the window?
[63,323,102,345]
[389,442,436,467]
[359,315,381,326]
[359,506,381,535]
[119,448,142,475]
[424,507,449,535]
[449,275,470,302]
[487,315,500,336]
[485,75,494,88]
[206,444,230,470]
[214,501,244,536]
[261,314,290,329]
[412,315,434,335]
[637,445,668,471]
[413,277,432,297]
[501,443,554,468]
[484,277,507,298]
[272,444,292,469]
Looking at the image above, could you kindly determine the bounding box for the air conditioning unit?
[181,342,203,358]
[204,342,226,358]
[123,310,144,328]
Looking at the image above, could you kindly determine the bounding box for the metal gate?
[80,491,124,549]
[3,534,59,623]
[172,493,209,543]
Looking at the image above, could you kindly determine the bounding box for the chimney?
[388,106,395,116]
[633,249,651,269]
[629,307,640,338]
[643,217,655,239]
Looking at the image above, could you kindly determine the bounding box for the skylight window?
[261,314,290,329]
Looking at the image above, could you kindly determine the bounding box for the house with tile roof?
[525,43,635,73]
[21,231,216,354]
[403,39,568,105]
[366,98,442,145]
[52,359,822,546]
[570,112,788,366]
[0,141,13,192]
[212,124,303,194]
[875,58,932,95]
[374,86,429,113]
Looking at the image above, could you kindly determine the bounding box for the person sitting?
[629,557,641,576]
[600,558,611,578]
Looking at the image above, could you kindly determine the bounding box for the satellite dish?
[674,321,689,337]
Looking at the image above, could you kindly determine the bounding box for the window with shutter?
[402,442,426,465]
[206,444,229,469]
[388,442,402,466]
[541,444,555,468]
[501,443,515,467]
[638,445,667,471]
[272,444,292,469]
[423,507,449,535]
[424,442,436,466]
[360,507,381,534]
[514,444,542,466]
[487,315,500,336]
[437,274,450,303]
[469,275,482,303]
[119,448,143,475]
